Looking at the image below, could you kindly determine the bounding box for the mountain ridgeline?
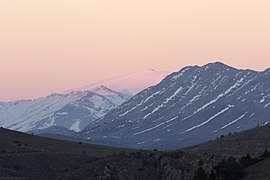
[80,62,270,150]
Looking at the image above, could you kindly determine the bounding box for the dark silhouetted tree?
[198,160,204,167]
[209,169,216,180]
[262,149,270,158]
[192,167,208,180]
[239,154,253,168]
[214,157,245,180]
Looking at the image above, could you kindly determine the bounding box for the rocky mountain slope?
[80,62,270,150]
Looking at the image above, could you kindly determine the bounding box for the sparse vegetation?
[13,140,22,146]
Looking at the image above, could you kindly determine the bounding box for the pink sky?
[1,0,270,101]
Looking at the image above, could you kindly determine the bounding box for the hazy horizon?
[1,0,270,101]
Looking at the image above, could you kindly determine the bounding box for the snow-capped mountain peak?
[0,85,131,133]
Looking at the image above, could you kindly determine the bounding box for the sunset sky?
[1,0,270,101]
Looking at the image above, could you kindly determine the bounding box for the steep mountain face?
[73,69,169,96]
[80,62,270,150]
[0,86,130,132]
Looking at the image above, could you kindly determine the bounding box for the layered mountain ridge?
[80,62,270,149]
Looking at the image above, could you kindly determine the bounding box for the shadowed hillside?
[1,125,270,179]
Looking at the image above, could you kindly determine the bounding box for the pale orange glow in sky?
[0,0,270,101]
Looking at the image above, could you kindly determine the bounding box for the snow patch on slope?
[181,105,235,134]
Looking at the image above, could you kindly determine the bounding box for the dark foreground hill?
[1,125,270,180]
[0,127,202,180]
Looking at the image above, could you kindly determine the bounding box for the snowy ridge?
[0,86,130,132]
[80,62,270,150]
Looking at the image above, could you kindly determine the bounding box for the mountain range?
[0,69,166,133]
[2,62,270,151]
[80,62,270,150]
